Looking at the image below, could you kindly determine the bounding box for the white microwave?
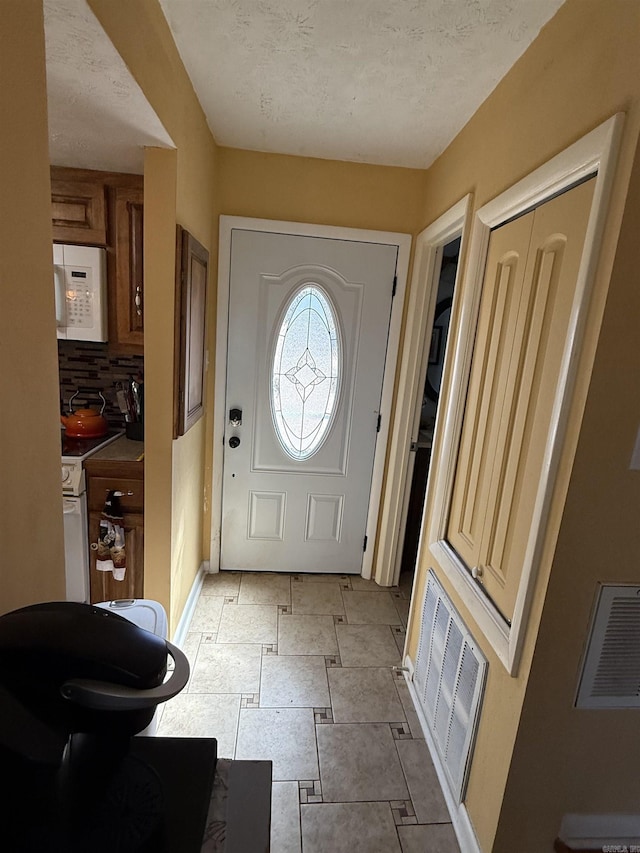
[53,244,108,342]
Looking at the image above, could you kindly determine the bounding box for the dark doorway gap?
[399,236,460,585]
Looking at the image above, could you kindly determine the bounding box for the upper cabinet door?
[447,178,595,623]
[51,177,107,245]
[112,185,144,349]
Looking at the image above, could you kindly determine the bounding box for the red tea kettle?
[61,391,108,438]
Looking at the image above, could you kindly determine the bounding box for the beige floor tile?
[189,595,224,632]
[297,573,351,584]
[201,570,242,596]
[396,739,451,823]
[394,678,424,739]
[393,626,407,656]
[349,576,384,591]
[291,581,345,615]
[238,572,291,605]
[261,655,329,707]
[398,823,460,853]
[393,594,411,626]
[342,590,402,625]
[336,624,401,667]
[301,802,401,853]
[278,613,338,655]
[271,781,302,853]
[189,643,262,694]
[179,631,203,689]
[235,707,318,780]
[317,723,409,802]
[154,703,166,730]
[181,630,203,660]
[161,574,452,846]
[329,667,405,723]
[217,603,278,644]
[156,693,240,759]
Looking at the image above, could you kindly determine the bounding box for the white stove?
[61,429,123,602]
[62,430,123,496]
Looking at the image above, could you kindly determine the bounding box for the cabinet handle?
[135,285,143,317]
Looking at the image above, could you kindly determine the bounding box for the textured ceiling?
[42,0,565,174]
[158,0,565,169]
[44,0,174,174]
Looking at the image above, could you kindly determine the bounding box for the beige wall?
[0,0,65,612]
[493,132,640,852]
[404,1,640,850]
[217,147,426,235]
[88,0,219,634]
[141,147,176,616]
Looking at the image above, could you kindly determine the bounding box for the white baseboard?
[171,561,207,648]
[403,653,483,853]
[559,813,640,847]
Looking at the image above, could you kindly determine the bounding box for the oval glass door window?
[271,284,341,460]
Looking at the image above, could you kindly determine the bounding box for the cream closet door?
[447,211,534,574]
[221,229,398,573]
[447,178,595,621]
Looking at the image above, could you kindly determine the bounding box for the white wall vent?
[576,584,640,709]
[413,569,488,802]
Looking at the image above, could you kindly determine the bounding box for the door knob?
[228,436,240,449]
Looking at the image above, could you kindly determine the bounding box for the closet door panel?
[481,177,596,619]
[447,213,533,572]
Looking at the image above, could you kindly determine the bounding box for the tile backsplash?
[58,341,144,429]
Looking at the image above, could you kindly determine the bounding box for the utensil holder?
[125,422,144,442]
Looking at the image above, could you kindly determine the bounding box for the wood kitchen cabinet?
[51,174,107,245]
[84,457,144,604]
[50,166,144,354]
[110,185,144,351]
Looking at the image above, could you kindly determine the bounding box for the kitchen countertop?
[88,434,144,462]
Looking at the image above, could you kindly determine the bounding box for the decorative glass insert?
[271,284,341,460]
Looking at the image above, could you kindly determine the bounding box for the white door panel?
[221,229,398,573]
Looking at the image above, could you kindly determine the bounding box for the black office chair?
[0,600,190,852]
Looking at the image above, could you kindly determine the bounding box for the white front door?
[221,228,398,573]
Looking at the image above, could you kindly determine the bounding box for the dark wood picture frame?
[174,225,209,438]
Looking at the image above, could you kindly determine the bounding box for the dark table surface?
[1,736,217,853]
[1,737,272,853]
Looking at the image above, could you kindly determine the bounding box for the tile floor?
[157,571,460,853]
